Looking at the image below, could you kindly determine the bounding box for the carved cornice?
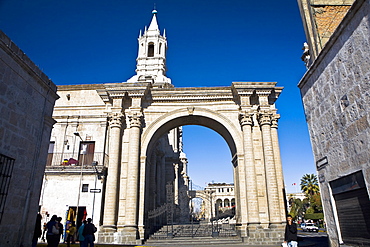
[151,87,233,102]
[108,112,124,128]
[97,83,151,103]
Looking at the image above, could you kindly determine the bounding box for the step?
[145,236,243,246]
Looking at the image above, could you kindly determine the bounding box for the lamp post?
[91,162,102,223]
[74,132,86,226]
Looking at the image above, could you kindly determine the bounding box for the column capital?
[271,114,280,129]
[128,112,143,128]
[108,112,124,128]
[239,112,254,127]
[258,111,272,126]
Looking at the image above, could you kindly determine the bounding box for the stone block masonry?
[0,30,58,246]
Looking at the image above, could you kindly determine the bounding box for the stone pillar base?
[238,223,285,245]
[98,226,141,245]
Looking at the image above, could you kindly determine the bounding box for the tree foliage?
[288,198,309,220]
[287,174,324,222]
[310,193,323,213]
[300,174,320,198]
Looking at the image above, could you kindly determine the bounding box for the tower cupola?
[127,10,171,86]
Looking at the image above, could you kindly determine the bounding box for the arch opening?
[143,114,238,236]
[148,42,154,57]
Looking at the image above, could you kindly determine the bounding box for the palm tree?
[300,174,320,198]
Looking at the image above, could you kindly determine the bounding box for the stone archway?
[97,81,286,245]
[140,111,240,234]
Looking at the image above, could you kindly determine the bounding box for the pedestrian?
[77,220,87,247]
[66,221,77,247]
[82,218,97,247]
[46,215,59,247]
[32,213,42,247]
[284,214,298,247]
[57,217,64,245]
[42,222,47,242]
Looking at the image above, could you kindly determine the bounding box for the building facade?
[298,0,370,246]
[297,0,355,66]
[40,10,287,245]
[0,30,58,246]
[202,183,235,221]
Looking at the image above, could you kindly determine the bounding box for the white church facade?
[40,10,287,245]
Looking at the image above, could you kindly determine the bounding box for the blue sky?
[0,0,314,193]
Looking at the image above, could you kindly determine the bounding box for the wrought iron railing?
[46,152,108,167]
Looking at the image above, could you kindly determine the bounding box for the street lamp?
[91,161,102,223]
[74,132,86,227]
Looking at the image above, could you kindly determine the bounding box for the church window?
[148,43,154,57]
[159,43,162,54]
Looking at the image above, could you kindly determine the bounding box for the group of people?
[34,213,297,247]
[33,213,96,247]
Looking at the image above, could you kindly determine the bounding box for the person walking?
[57,217,64,245]
[284,214,298,247]
[46,215,59,247]
[32,213,42,247]
[66,221,76,247]
[77,220,87,247]
[82,218,97,247]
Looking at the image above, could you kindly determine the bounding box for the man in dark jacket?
[46,215,59,247]
[284,214,298,247]
[57,217,64,243]
[82,218,97,247]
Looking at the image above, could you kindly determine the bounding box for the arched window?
[148,43,154,57]
[159,43,162,54]
[224,199,230,207]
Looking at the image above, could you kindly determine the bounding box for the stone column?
[239,112,260,223]
[258,112,281,223]
[150,152,157,208]
[103,112,124,230]
[180,152,189,187]
[123,112,142,240]
[174,163,179,205]
[271,114,286,222]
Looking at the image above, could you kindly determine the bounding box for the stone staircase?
[145,222,243,245]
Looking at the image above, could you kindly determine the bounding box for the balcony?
[46,152,108,167]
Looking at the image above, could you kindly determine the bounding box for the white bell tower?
[127,10,172,85]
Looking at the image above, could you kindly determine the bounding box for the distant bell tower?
[127,10,172,86]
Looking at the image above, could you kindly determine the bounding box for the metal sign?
[90,189,101,193]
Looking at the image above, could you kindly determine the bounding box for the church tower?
[127,10,172,86]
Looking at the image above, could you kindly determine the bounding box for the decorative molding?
[271,114,280,128]
[258,112,272,126]
[239,112,254,127]
[108,112,124,128]
[128,112,143,128]
[187,106,195,115]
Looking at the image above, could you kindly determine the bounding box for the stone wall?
[0,30,58,246]
[298,0,370,246]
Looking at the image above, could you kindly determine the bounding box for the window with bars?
[0,154,15,223]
